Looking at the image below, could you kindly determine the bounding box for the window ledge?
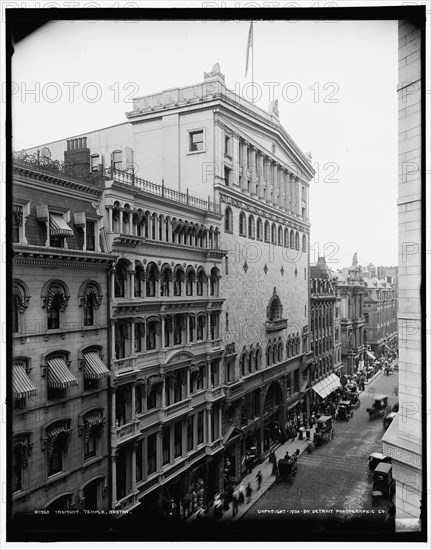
[46,471,70,487]
[187,150,206,156]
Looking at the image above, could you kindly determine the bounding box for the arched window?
[278,226,283,246]
[186,265,196,296]
[264,221,270,242]
[295,231,300,250]
[241,353,247,377]
[248,350,254,374]
[248,215,255,239]
[268,295,283,321]
[80,282,103,327]
[255,347,262,370]
[82,410,105,461]
[266,345,272,366]
[12,280,30,334]
[174,265,185,297]
[115,260,129,298]
[44,282,70,330]
[302,234,307,252]
[134,262,145,298]
[284,228,289,248]
[239,212,246,236]
[146,316,160,350]
[160,263,173,297]
[45,421,73,477]
[196,267,207,296]
[290,230,295,248]
[210,267,220,297]
[271,223,277,244]
[272,344,277,365]
[278,342,283,362]
[225,207,233,232]
[286,339,291,358]
[146,262,159,297]
[256,218,263,240]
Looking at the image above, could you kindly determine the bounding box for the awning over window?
[47,357,78,389]
[83,352,110,379]
[367,350,376,360]
[46,425,73,457]
[83,414,105,443]
[311,373,340,399]
[50,214,73,237]
[13,364,38,399]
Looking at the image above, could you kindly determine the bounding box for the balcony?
[224,380,244,400]
[265,318,288,333]
[161,399,191,421]
[116,419,140,444]
[206,438,223,455]
[206,386,225,402]
[112,356,136,377]
[113,491,140,514]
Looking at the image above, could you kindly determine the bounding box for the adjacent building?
[383,19,423,531]
[11,149,114,516]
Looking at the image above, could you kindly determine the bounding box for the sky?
[11,18,399,269]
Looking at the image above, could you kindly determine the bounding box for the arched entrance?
[262,381,283,451]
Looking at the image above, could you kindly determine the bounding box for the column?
[218,406,222,439]
[264,158,272,205]
[250,147,257,197]
[207,362,212,389]
[131,382,136,419]
[278,167,286,212]
[131,321,135,356]
[111,451,118,505]
[161,379,166,408]
[186,370,191,398]
[284,171,290,213]
[272,162,280,208]
[156,431,162,471]
[110,269,116,299]
[111,322,116,362]
[129,270,135,299]
[182,418,188,457]
[119,208,123,232]
[131,443,137,493]
[257,152,266,201]
[170,425,174,464]
[108,207,113,232]
[294,176,300,216]
[207,407,213,442]
[206,313,211,341]
[241,141,249,194]
[161,316,166,348]
[142,438,148,482]
[186,314,190,343]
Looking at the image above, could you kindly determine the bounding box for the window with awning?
[83,413,105,444]
[47,357,78,389]
[83,352,110,380]
[46,425,73,458]
[49,214,73,238]
[13,364,38,400]
[311,373,340,399]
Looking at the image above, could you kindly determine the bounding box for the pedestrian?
[284,450,290,460]
[256,470,262,491]
[213,493,223,520]
[271,457,279,477]
[269,450,276,464]
[232,490,239,517]
[238,482,245,504]
[245,482,252,503]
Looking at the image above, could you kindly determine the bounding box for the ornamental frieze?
[382,442,422,468]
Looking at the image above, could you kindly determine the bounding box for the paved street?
[242,369,399,535]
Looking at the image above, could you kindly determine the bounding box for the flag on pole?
[245,21,253,77]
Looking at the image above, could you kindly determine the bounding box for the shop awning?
[83,352,110,379]
[13,364,38,399]
[47,357,78,389]
[311,373,340,399]
[383,343,391,352]
[223,426,242,446]
[50,213,73,237]
[366,350,376,360]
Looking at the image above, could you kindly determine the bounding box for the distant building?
[306,256,342,413]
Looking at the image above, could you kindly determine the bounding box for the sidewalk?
[216,426,317,523]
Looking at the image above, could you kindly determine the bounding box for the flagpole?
[251,21,254,101]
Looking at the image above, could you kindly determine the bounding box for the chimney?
[64,137,90,178]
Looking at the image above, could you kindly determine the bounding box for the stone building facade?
[11,150,114,517]
[383,19,423,531]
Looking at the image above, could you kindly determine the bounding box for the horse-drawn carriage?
[313,415,335,447]
[366,395,389,420]
[347,391,361,409]
[276,449,299,485]
[335,400,354,421]
[371,462,395,506]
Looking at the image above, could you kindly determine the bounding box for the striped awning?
[47,357,78,389]
[46,425,73,457]
[13,364,38,399]
[367,350,376,360]
[83,352,110,380]
[50,214,73,237]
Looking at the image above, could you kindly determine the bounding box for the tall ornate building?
[11,150,114,517]
[21,63,314,509]
[306,256,342,414]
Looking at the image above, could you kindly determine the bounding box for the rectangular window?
[226,361,234,383]
[147,388,156,410]
[135,384,143,414]
[189,130,204,152]
[225,135,231,156]
[12,207,21,243]
[211,361,219,388]
[174,421,182,458]
[174,376,182,403]
[211,405,219,440]
[187,417,194,452]
[197,317,204,341]
[147,433,157,475]
[225,312,229,332]
[86,220,95,251]
[50,235,64,248]
[225,256,228,275]
[90,154,100,172]
[224,166,231,187]
[112,150,122,170]
[84,431,97,460]
[162,427,170,465]
[197,411,204,445]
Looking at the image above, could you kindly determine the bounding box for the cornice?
[12,245,116,269]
